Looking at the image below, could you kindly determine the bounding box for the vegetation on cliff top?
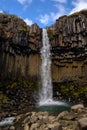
[69,9,87,18]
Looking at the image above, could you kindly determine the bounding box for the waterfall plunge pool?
[38,29,71,115]
[36,100,71,116]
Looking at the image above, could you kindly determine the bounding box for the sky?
[0,0,87,27]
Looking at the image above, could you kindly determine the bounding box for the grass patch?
[60,84,87,99]
[0,91,9,108]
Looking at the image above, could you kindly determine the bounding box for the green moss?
[18,28,28,33]
[7,79,38,90]
[0,91,9,105]
[73,92,79,97]
[60,85,75,95]
[48,30,56,39]
[60,84,87,99]
[61,117,69,120]
[7,82,17,88]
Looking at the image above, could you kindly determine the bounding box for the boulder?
[30,115,38,123]
[9,126,15,130]
[71,104,84,112]
[30,123,40,130]
[57,111,69,120]
[64,113,77,120]
[24,123,29,130]
[76,118,87,130]
[47,122,62,130]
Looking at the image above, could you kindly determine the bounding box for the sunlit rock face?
[0,10,87,84]
[47,10,87,47]
[47,10,87,84]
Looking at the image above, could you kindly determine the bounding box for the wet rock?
[9,126,15,130]
[63,112,77,120]
[57,111,69,120]
[71,104,84,112]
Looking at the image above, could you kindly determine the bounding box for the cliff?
[47,10,87,84]
[0,13,42,80]
[0,10,87,111]
[0,10,87,84]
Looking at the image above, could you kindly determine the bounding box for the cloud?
[39,14,50,25]
[70,0,87,14]
[39,4,66,25]
[17,0,32,5]
[0,10,4,13]
[51,0,67,3]
[24,18,33,26]
[17,0,33,10]
[51,4,66,20]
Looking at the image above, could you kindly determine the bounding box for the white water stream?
[39,29,66,106]
[0,117,15,127]
[39,28,52,105]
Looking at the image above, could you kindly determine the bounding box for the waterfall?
[39,28,66,106]
[39,28,52,105]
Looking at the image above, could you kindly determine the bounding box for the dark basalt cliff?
[0,10,87,109]
[0,14,42,112]
[47,10,87,84]
[0,13,42,80]
[0,10,87,84]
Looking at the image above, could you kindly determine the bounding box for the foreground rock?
[71,104,84,112]
[76,118,87,130]
[1,104,87,130]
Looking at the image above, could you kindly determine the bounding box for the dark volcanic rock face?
[0,11,87,83]
[47,10,87,47]
[0,13,42,80]
[46,10,87,103]
[0,13,42,53]
[0,10,87,110]
[47,10,87,84]
[0,14,42,112]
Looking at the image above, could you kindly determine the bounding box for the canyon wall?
[0,13,42,80]
[47,10,87,84]
[0,10,87,85]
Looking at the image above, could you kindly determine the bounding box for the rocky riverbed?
[0,104,87,130]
